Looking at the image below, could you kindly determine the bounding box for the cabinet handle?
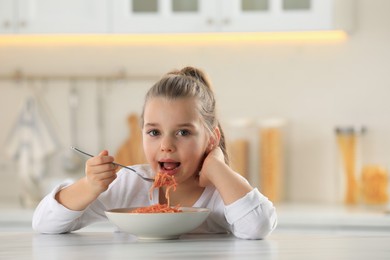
[18,20,27,28]
[222,18,230,25]
[206,18,214,25]
[2,20,11,28]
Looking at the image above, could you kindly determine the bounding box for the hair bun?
[180,66,212,90]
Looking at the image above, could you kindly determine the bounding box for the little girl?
[33,66,277,239]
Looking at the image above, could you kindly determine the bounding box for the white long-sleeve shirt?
[33,164,277,239]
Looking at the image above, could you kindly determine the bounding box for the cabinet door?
[221,0,333,32]
[0,0,15,33]
[112,0,217,33]
[17,0,109,34]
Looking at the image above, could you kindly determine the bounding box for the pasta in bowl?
[105,207,210,240]
[105,172,209,239]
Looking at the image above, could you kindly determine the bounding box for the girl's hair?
[141,66,229,165]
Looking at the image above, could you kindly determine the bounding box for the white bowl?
[105,207,210,240]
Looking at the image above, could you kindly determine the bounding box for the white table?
[2,205,390,259]
[1,227,390,259]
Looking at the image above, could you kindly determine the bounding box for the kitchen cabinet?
[0,0,15,33]
[222,0,332,32]
[0,0,353,35]
[0,0,109,34]
[111,0,218,33]
[111,0,353,34]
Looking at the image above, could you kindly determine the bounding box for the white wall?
[1,0,390,207]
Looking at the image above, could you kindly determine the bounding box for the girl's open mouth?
[159,161,181,173]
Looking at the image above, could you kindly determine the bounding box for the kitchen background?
[0,0,389,209]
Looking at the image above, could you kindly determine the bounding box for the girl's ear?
[208,126,221,150]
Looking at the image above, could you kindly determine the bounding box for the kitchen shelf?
[0,70,159,82]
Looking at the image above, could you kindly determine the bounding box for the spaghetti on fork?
[130,172,182,213]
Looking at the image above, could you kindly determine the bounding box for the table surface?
[2,205,390,259]
[1,226,390,259]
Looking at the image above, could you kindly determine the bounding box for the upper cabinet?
[0,0,15,33]
[221,0,333,32]
[0,0,354,35]
[111,0,217,33]
[0,0,109,34]
[111,0,354,33]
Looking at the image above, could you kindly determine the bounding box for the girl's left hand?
[198,146,225,187]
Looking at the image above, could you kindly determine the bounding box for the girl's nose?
[160,137,175,152]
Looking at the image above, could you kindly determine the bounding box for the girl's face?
[142,97,211,184]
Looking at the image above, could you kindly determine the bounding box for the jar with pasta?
[359,129,389,207]
[258,119,286,203]
[361,164,388,207]
[335,126,366,205]
[225,118,255,181]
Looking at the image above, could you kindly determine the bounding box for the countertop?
[1,204,390,259]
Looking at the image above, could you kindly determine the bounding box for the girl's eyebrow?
[176,123,196,128]
[144,123,159,128]
[144,122,196,128]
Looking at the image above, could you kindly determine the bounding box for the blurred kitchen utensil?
[71,147,154,182]
[62,82,82,173]
[5,84,58,208]
[115,113,147,171]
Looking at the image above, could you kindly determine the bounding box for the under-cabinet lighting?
[0,31,347,46]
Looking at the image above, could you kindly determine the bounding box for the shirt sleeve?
[224,188,277,240]
[33,182,83,233]
[32,166,152,234]
[32,181,108,234]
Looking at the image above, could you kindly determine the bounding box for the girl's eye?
[147,129,160,136]
[177,129,190,136]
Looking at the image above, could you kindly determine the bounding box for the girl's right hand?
[198,146,225,187]
[85,150,118,195]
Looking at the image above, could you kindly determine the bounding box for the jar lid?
[335,126,367,134]
[226,118,254,128]
[259,118,286,128]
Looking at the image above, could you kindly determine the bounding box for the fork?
[71,147,154,182]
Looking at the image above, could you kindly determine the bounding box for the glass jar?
[359,128,389,207]
[335,126,365,205]
[225,118,254,180]
[360,164,389,206]
[258,118,286,203]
